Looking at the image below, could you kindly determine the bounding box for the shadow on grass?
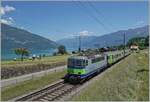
[137,69,149,73]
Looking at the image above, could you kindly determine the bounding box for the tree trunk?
[21,54,24,61]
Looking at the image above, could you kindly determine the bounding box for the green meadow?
[2,55,69,67]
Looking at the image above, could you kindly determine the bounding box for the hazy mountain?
[1,23,58,53]
[57,36,97,50]
[57,25,149,50]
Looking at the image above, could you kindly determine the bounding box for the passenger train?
[64,50,130,83]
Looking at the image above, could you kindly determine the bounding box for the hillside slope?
[1,23,58,53]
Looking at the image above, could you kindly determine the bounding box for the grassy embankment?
[1,55,69,79]
[71,50,149,101]
[1,70,66,101]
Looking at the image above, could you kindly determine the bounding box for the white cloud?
[0,8,5,15]
[8,17,14,23]
[8,17,13,21]
[135,21,145,26]
[5,5,16,12]
[1,19,12,25]
[0,5,15,25]
[1,17,14,25]
[79,30,93,36]
[0,5,15,15]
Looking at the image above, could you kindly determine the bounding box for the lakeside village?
[12,36,149,62]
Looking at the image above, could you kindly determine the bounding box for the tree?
[72,51,76,54]
[99,48,106,52]
[53,52,57,56]
[57,45,67,55]
[117,44,125,50]
[14,48,29,61]
[145,36,149,47]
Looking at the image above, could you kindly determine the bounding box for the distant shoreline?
[1,48,58,61]
[1,47,77,61]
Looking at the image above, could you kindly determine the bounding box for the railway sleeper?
[42,97,53,101]
[46,95,57,99]
[52,91,63,95]
[51,92,60,96]
[32,84,66,101]
[39,98,49,101]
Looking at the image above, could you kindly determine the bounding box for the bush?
[57,45,67,55]
[72,51,76,54]
[53,52,57,56]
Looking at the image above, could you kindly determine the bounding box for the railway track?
[14,54,130,101]
[15,80,80,101]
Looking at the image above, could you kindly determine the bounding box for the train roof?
[69,49,130,59]
[105,50,123,55]
[105,49,130,55]
[69,56,88,60]
[69,54,104,60]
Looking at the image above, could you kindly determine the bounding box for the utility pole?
[78,35,81,52]
[123,33,126,57]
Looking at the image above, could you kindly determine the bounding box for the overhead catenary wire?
[73,1,112,50]
[74,1,112,33]
[73,1,126,49]
[86,1,127,49]
[86,1,115,30]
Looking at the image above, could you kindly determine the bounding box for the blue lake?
[1,47,77,61]
[1,49,57,61]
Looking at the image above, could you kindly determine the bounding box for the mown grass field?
[71,50,149,101]
[1,55,69,67]
[1,70,66,101]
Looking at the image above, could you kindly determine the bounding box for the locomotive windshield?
[68,58,88,68]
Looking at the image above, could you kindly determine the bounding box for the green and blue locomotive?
[64,50,130,83]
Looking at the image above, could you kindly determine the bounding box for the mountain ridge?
[57,25,149,50]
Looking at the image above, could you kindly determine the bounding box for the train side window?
[92,58,97,63]
[107,56,109,59]
[100,57,104,61]
[82,60,85,66]
[82,60,87,66]
[86,60,88,65]
[68,59,76,67]
[97,58,100,62]
[76,60,81,66]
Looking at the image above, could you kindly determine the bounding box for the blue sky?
[1,1,149,41]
